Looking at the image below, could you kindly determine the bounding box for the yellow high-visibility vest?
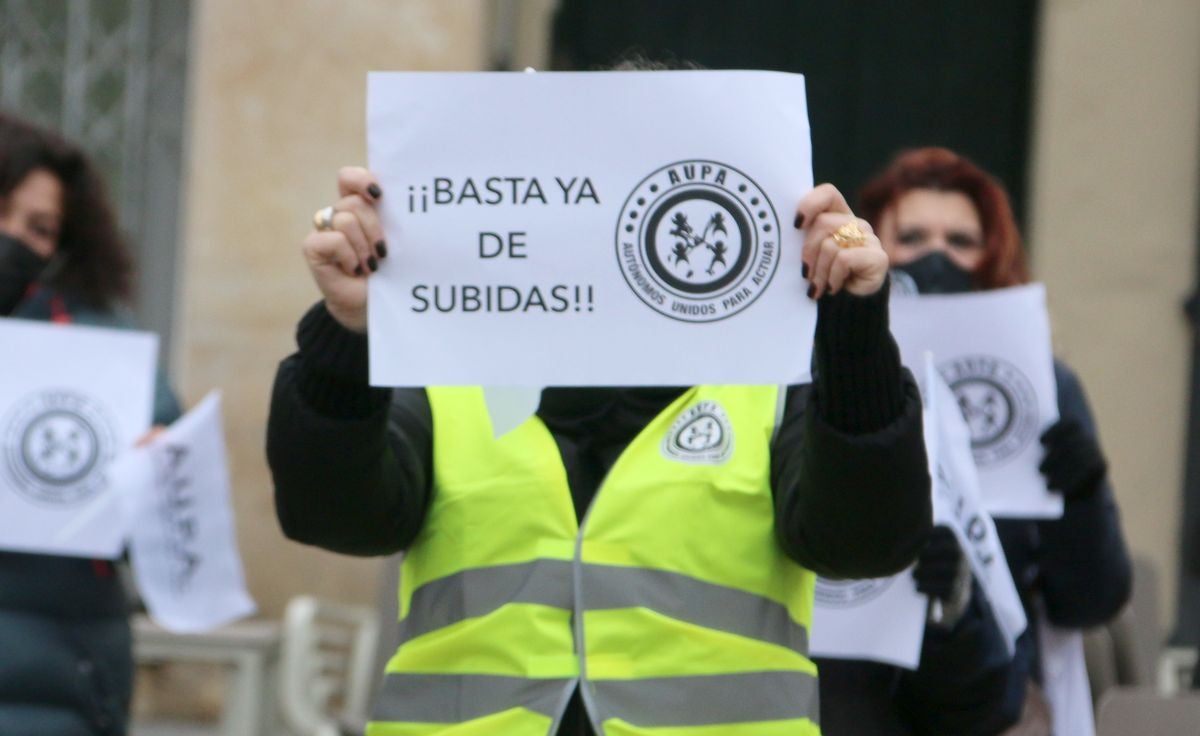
[367,386,820,736]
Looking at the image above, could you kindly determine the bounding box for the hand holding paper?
[302,166,386,333]
[795,183,890,299]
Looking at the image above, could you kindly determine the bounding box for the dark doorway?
[553,0,1038,223]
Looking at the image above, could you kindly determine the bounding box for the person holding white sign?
[861,147,1132,734]
[815,363,1025,734]
[815,530,1019,734]
[268,157,934,735]
[0,114,181,736]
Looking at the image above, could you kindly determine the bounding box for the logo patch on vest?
[662,401,733,464]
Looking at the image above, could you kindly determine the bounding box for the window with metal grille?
[0,0,191,368]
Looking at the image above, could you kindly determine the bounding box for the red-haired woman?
[0,112,180,735]
[864,147,1131,732]
[860,147,1030,294]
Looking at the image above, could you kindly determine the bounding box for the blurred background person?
[860,146,1133,733]
[815,523,1020,734]
[0,112,180,736]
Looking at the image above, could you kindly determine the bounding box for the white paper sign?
[923,354,1027,655]
[367,71,814,387]
[113,391,256,632]
[891,284,1061,518]
[0,318,156,558]
[810,570,928,669]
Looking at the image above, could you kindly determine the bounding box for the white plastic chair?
[1157,647,1199,696]
[278,596,381,736]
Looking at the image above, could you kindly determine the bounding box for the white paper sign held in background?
[0,318,156,558]
[810,570,929,669]
[891,284,1061,518]
[923,354,1027,654]
[115,391,256,632]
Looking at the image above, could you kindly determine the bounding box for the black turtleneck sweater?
[266,285,932,734]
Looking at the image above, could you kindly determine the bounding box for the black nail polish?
[367,183,382,199]
[802,263,809,279]
[355,265,364,276]
[794,213,804,229]
[807,284,816,300]
[376,241,388,258]
[367,256,378,272]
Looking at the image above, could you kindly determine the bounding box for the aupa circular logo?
[4,390,116,506]
[661,400,734,465]
[814,577,894,609]
[616,160,780,322]
[939,355,1038,468]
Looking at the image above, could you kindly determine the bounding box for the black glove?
[1038,417,1107,500]
[913,525,972,628]
[913,525,963,601]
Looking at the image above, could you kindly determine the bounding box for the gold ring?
[832,221,867,249]
[312,205,336,232]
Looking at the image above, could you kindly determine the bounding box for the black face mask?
[0,233,49,315]
[892,251,976,295]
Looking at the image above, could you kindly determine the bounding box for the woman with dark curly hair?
[0,112,180,736]
[0,115,135,313]
[862,147,1131,735]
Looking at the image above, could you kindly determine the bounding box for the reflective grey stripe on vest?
[401,560,808,657]
[587,671,820,727]
[372,672,573,723]
[399,558,574,644]
[580,564,809,657]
